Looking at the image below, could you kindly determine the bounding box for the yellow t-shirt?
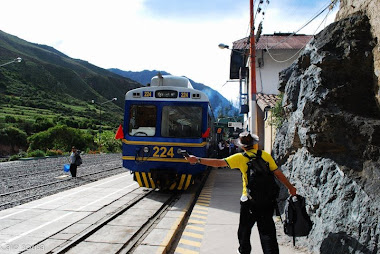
[224,149,278,199]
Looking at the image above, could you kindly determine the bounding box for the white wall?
[256,49,303,95]
[242,48,303,141]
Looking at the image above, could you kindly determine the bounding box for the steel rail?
[117,192,180,254]
[48,190,178,254]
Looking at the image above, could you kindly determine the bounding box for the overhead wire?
[239,0,268,55]
[236,0,335,56]
[254,0,269,28]
[312,4,334,33]
[264,8,333,63]
[231,0,335,65]
[263,0,338,63]
[255,0,263,19]
[265,0,337,51]
[264,41,306,64]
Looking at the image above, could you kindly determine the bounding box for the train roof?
[125,75,209,102]
[150,75,193,88]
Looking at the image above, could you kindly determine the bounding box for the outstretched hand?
[185,155,198,165]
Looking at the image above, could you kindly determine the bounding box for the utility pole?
[249,0,258,135]
[92,97,117,152]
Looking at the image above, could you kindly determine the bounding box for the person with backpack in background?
[185,131,297,254]
[69,146,82,177]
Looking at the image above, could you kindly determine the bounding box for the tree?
[97,130,122,153]
[33,117,54,132]
[5,115,17,123]
[0,127,28,152]
[28,125,96,152]
[268,93,285,128]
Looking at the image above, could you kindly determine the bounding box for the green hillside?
[0,30,142,156]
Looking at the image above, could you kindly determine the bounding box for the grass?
[0,104,86,122]
[0,102,119,134]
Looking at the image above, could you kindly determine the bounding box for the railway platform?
[0,168,310,254]
[170,167,310,254]
[0,172,140,254]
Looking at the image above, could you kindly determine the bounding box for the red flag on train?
[202,127,210,138]
[115,124,124,139]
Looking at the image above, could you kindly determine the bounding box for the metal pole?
[99,104,102,150]
[92,97,117,152]
[239,67,242,109]
[250,0,257,135]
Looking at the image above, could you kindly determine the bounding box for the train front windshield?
[162,106,202,138]
[129,105,157,136]
[129,105,202,138]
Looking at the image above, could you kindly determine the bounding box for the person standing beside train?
[185,131,297,254]
[217,140,225,158]
[69,146,80,177]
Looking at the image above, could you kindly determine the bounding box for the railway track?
[0,167,124,209]
[0,154,125,211]
[48,189,180,254]
[0,154,211,254]
[0,154,120,178]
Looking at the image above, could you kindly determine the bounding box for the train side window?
[161,106,202,138]
[129,105,157,136]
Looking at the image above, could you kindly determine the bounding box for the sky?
[0,0,338,102]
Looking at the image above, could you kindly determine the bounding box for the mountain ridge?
[109,68,239,116]
[0,29,238,155]
[0,29,141,112]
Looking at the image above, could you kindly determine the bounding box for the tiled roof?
[233,34,313,50]
[256,93,280,111]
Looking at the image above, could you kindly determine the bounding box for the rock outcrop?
[274,13,380,254]
[336,0,380,106]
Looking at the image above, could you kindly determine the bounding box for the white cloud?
[0,0,337,103]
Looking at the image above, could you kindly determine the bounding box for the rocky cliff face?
[274,13,380,254]
[336,0,380,107]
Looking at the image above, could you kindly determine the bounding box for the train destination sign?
[155,90,178,98]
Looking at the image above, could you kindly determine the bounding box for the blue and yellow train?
[122,74,215,190]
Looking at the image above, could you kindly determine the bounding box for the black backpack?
[75,152,82,166]
[243,150,280,209]
[283,195,313,245]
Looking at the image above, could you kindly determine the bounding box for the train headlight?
[143,147,150,153]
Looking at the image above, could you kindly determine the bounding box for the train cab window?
[129,105,157,136]
[161,106,202,138]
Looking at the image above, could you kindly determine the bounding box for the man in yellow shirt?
[186,132,297,254]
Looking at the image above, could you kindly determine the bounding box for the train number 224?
[152,146,174,158]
